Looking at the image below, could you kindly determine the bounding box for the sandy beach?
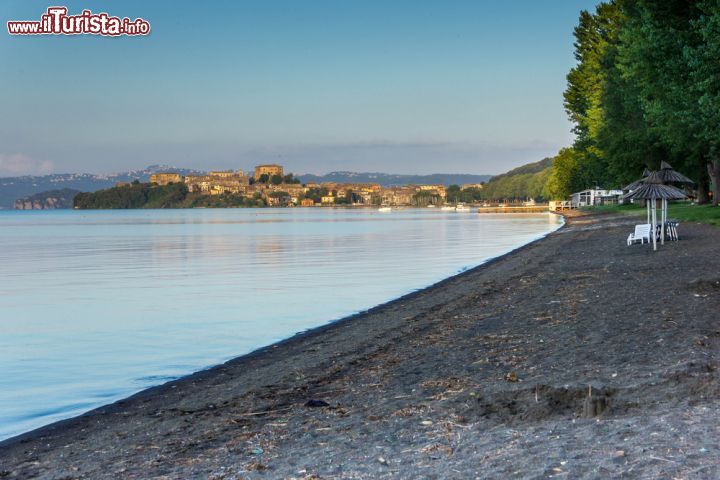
[1,211,718,479]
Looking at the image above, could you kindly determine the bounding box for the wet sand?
[1,211,718,479]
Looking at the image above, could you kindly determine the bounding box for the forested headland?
[547,0,720,205]
[73,182,268,209]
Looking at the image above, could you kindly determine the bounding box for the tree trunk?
[708,158,720,206]
[697,154,710,204]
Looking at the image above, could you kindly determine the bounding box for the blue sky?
[0,0,599,176]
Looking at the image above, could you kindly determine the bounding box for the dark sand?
[1,211,718,479]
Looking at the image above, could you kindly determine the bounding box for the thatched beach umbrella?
[624,163,693,225]
[624,163,693,190]
[624,180,687,250]
[656,161,695,185]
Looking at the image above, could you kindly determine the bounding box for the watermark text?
[7,7,150,36]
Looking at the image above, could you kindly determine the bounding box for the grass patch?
[581,204,643,214]
[583,202,720,227]
[667,203,720,227]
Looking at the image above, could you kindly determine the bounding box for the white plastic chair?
[627,224,651,246]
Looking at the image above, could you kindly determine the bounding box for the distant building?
[300,198,316,207]
[254,164,284,180]
[185,170,249,193]
[570,188,624,207]
[209,170,244,179]
[279,184,307,197]
[150,173,183,185]
[462,183,484,190]
[380,186,416,206]
[417,184,447,199]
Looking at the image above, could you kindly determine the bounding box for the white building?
[570,188,624,207]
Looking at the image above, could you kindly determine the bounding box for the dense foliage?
[74,182,185,209]
[478,158,552,201]
[446,157,553,203]
[549,0,720,204]
[251,173,301,185]
[74,183,266,209]
[412,190,443,206]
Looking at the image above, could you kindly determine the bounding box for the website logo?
[7,7,150,36]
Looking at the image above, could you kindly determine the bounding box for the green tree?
[282,173,301,184]
[547,148,583,199]
[446,185,461,203]
[304,187,329,203]
[562,2,623,191]
[412,190,441,207]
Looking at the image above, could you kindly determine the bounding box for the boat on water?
[427,204,436,208]
[378,206,392,212]
[440,205,455,211]
[455,204,472,212]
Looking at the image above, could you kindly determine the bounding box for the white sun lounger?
[627,224,651,246]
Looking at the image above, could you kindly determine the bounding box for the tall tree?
[555,2,624,196]
[594,2,666,186]
[547,148,583,199]
[618,0,711,202]
[689,0,720,204]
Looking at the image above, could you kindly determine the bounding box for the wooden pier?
[476,205,550,214]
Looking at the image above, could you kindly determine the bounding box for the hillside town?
[149,164,451,207]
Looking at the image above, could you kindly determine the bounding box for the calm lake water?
[0,208,562,440]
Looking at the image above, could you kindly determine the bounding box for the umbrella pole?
[662,199,666,245]
[652,198,657,251]
[646,201,650,224]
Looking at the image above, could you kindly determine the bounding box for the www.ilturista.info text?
[7,7,150,36]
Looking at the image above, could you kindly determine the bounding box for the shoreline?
[0,213,565,446]
[1,211,718,479]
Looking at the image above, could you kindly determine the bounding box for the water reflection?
[0,209,561,440]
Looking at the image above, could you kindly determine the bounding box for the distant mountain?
[0,165,203,209]
[14,188,81,210]
[297,171,492,186]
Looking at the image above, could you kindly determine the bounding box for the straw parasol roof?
[655,161,695,185]
[623,178,646,191]
[623,182,687,200]
[623,162,694,191]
